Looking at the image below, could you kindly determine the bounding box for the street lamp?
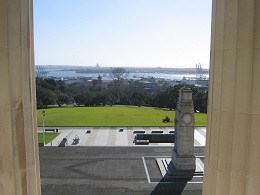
[42,110,45,145]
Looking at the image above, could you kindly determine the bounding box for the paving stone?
[40,146,204,194]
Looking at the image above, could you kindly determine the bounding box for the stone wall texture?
[0,0,41,194]
[203,0,260,194]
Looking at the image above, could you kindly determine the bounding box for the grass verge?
[38,133,60,144]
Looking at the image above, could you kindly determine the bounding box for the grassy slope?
[37,106,207,127]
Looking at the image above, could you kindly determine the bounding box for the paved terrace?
[39,127,206,194]
[38,127,206,147]
[40,146,205,195]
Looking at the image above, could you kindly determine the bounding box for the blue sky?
[33,0,212,68]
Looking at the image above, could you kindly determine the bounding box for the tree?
[66,82,87,94]
[193,91,208,113]
[97,75,102,85]
[83,91,95,106]
[73,93,86,106]
[130,91,146,106]
[110,67,129,81]
[153,84,207,111]
[36,86,57,108]
[154,85,184,110]
[108,68,129,103]
[57,93,71,107]
[39,78,57,90]
[73,90,95,106]
[92,91,111,106]
[56,80,66,92]
[91,75,103,91]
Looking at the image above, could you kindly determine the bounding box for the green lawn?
[37,106,207,127]
[38,133,60,144]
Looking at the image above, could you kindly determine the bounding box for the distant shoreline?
[36,65,209,79]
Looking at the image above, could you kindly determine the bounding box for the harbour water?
[47,70,209,80]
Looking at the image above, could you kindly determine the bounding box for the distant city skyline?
[33,0,212,68]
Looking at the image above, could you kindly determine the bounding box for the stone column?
[203,0,260,194]
[172,88,196,170]
[0,0,41,194]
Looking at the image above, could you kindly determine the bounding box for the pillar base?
[172,149,196,171]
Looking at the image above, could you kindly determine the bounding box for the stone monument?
[172,87,196,170]
[156,87,203,178]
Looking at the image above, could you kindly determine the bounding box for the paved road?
[38,127,206,147]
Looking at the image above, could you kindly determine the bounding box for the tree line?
[36,69,208,113]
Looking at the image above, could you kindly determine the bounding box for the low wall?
[135,134,175,143]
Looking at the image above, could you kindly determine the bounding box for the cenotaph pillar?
[172,88,196,170]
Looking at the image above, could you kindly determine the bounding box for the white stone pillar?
[203,0,260,194]
[0,0,41,194]
[172,88,196,170]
